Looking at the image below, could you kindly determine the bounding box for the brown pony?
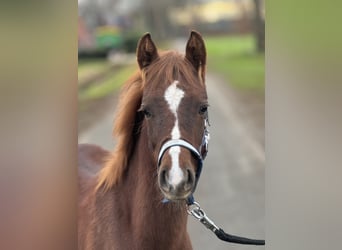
[79,31,208,250]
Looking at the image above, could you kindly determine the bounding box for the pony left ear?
[185,30,206,81]
[136,33,159,69]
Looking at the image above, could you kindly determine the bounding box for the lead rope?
[187,202,265,245]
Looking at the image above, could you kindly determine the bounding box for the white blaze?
[164,81,184,186]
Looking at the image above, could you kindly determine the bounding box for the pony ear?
[185,30,206,80]
[136,33,159,69]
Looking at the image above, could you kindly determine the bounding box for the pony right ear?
[136,33,159,69]
[185,30,206,81]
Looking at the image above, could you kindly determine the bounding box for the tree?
[141,0,180,40]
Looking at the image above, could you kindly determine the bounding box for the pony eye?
[142,109,152,118]
[199,105,208,115]
[138,105,152,118]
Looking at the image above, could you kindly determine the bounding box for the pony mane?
[96,51,202,191]
[96,71,144,191]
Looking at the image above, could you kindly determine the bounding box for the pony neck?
[122,128,191,248]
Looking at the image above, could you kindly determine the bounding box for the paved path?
[79,101,116,150]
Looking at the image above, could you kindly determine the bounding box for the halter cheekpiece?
[157,118,210,205]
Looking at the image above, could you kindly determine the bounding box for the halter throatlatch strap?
[201,118,210,159]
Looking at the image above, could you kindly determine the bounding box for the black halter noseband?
[157,119,210,205]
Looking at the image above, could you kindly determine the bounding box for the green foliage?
[205,35,264,91]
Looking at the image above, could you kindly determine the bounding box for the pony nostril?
[184,169,195,191]
[159,169,170,191]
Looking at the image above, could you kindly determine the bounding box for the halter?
[157,118,210,205]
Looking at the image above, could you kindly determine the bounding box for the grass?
[78,59,112,85]
[79,65,136,101]
[205,35,264,91]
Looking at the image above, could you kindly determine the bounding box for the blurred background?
[78,0,265,249]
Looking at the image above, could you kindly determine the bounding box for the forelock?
[143,51,200,89]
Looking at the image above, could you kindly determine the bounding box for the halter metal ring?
[187,202,204,218]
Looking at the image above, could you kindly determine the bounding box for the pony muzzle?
[157,139,204,201]
[158,163,196,200]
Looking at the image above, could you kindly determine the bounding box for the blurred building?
[78,16,94,50]
[170,0,257,34]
